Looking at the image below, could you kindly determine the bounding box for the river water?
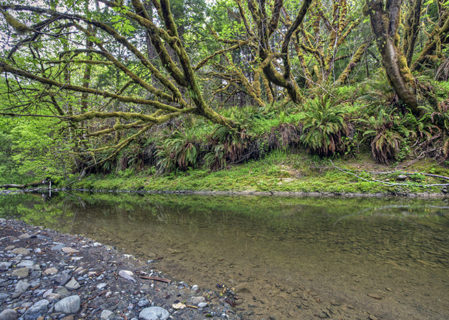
[1,193,448,319]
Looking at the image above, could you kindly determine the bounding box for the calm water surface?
[1,193,448,319]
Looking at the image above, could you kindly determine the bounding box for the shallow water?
[1,193,449,319]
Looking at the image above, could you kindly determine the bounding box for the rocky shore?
[0,219,239,320]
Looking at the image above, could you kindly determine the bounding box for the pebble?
[137,298,150,307]
[43,267,58,275]
[55,272,71,285]
[0,309,18,320]
[65,278,81,290]
[191,284,199,292]
[96,282,107,290]
[17,260,35,268]
[12,267,30,278]
[191,296,206,304]
[54,295,81,314]
[23,299,49,320]
[12,280,30,298]
[0,261,12,270]
[62,247,79,254]
[100,310,114,320]
[198,302,208,308]
[11,248,31,255]
[138,307,169,320]
[118,270,136,282]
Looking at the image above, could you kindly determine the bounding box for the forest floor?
[71,152,449,196]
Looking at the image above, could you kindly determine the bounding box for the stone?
[100,310,114,320]
[54,295,81,314]
[12,280,30,298]
[96,283,107,290]
[191,284,199,292]
[51,244,64,251]
[0,309,18,320]
[43,267,58,275]
[198,302,208,308]
[55,286,71,298]
[0,261,12,271]
[61,247,79,254]
[138,307,169,320]
[0,293,8,301]
[55,272,71,285]
[18,233,32,240]
[396,175,407,181]
[0,262,12,271]
[11,248,30,255]
[118,270,136,282]
[65,278,80,290]
[42,289,53,298]
[137,298,149,307]
[17,260,34,268]
[23,299,49,320]
[190,296,206,304]
[12,267,29,278]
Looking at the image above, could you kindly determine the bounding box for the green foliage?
[156,130,201,173]
[300,95,351,157]
[360,108,411,164]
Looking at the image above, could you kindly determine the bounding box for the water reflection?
[1,193,448,319]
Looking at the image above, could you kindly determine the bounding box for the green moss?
[72,151,448,194]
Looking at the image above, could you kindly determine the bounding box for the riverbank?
[0,218,238,320]
[71,152,449,196]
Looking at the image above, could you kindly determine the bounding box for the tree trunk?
[366,0,419,115]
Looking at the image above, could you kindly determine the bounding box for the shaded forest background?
[0,0,448,185]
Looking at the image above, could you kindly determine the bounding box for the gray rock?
[191,284,199,292]
[54,272,71,285]
[139,307,169,320]
[51,243,64,251]
[100,310,114,320]
[55,286,70,298]
[0,292,8,301]
[118,270,136,283]
[17,260,34,268]
[23,299,49,320]
[65,278,80,290]
[42,289,53,298]
[198,302,208,308]
[0,262,12,271]
[0,309,18,320]
[54,295,81,314]
[11,267,29,278]
[137,298,149,307]
[43,267,58,275]
[12,280,30,298]
[96,283,107,290]
[190,296,206,304]
[11,248,30,255]
[397,174,408,181]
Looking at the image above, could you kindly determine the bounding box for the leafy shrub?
[156,130,201,173]
[204,126,260,170]
[361,108,411,164]
[300,95,351,157]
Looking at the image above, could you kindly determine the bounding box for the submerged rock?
[54,295,81,314]
[139,307,169,320]
[0,309,18,320]
[23,299,49,320]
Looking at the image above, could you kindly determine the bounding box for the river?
[1,192,448,319]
